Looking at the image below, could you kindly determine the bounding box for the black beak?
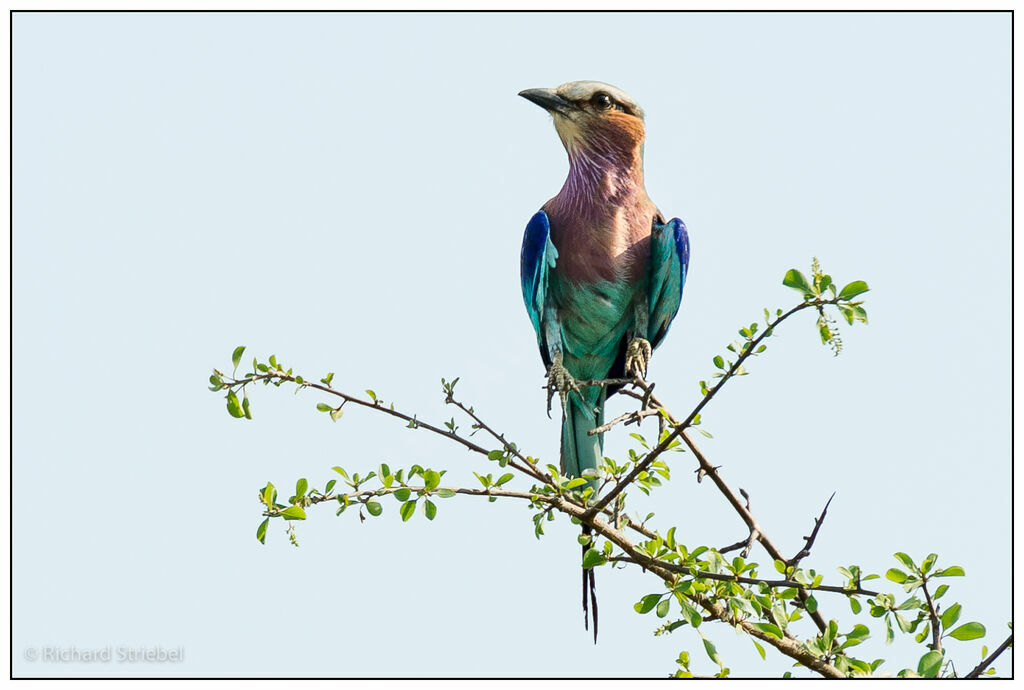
[518,88,574,116]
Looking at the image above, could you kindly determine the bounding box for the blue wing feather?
[520,210,558,364]
[648,218,689,349]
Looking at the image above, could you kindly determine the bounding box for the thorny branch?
[788,492,836,569]
[587,296,843,517]
[226,290,998,677]
[920,577,943,654]
[966,633,1013,678]
[231,365,858,675]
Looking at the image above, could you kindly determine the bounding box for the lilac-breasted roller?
[519,81,689,639]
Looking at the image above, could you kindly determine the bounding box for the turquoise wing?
[647,217,690,349]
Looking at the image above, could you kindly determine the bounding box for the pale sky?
[13,11,1011,678]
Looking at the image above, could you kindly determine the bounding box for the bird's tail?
[560,389,605,480]
[561,389,605,644]
[582,524,598,644]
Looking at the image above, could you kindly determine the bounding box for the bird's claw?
[625,337,652,379]
[546,351,581,418]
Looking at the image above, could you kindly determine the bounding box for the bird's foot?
[625,337,652,379]
[546,351,581,418]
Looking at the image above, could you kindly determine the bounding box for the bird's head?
[519,81,646,163]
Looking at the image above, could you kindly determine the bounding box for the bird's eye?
[591,93,614,111]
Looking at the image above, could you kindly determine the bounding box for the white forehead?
[555,80,643,116]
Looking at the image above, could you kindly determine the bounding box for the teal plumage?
[519,82,689,483]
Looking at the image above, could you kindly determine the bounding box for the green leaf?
[921,553,938,574]
[400,500,416,522]
[886,568,909,583]
[435,488,457,498]
[365,389,377,402]
[294,478,308,498]
[582,548,606,570]
[782,269,813,296]
[242,395,252,419]
[934,566,965,577]
[752,639,766,660]
[280,506,306,520]
[849,597,862,614]
[495,473,514,487]
[325,479,337,494]
[231,345,246,372]
[941,602,961,631]
[226,390,245,418]
[844,624,870,645]
[656,599,671,618]
[917,649,943,678]
[805,596,818,613]
[316,403,332,412]
[713,355,724,369]
[423,470,441,492]
[838,280,870,300]
[701,634,723,668]
[423,499,437,521]
[365,500,382,517]
[634,594,661,614]
[678,597,702,627]
[948,622,985,641]
[893,552,916,571]
[393,488,412,502]
[751,623,784,640]
[256,518,268,544]
[330,407,343,422]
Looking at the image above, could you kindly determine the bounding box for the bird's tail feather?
[560,390,605,479]
[561,390,605,644]
[582,525,598,644]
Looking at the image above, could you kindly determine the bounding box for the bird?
[518,81,690,642]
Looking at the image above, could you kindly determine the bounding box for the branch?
[920,577,943,653]
[787,492,835,569]
[588,297,841,517]
[443,394,551,486]
[718,489,759,558]
[965,633,1013,678]
[231,372,498,457]
[607,557,879,598]
[559,502,846,678]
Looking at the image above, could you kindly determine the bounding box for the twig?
[444,395,551,486]
[678,432,830,634]
[607,557,879,598]
[588,297,841,517]
[920,577,943,653]
[590,406,661,435]
[231,372,495,457]
[787,492,836,568]
[719,489,759,558]
[965,633,1013,678]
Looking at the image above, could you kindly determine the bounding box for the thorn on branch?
[787,492,835,569]
[719,489,759,557]
[694,464,722,484]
